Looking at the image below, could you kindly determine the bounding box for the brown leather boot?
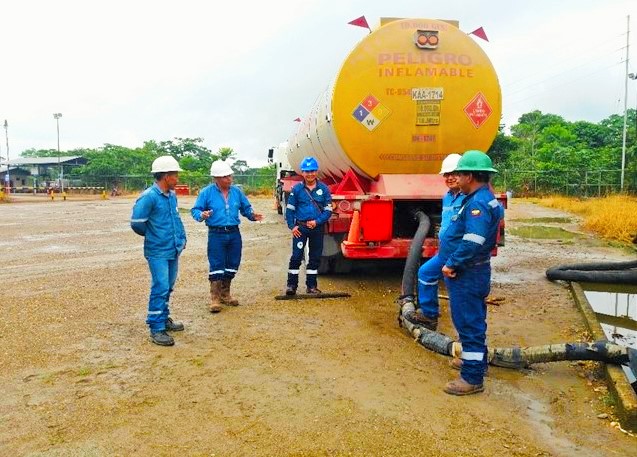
[443,377,484,396]
[220,279,239,306]
[209,280,222,313]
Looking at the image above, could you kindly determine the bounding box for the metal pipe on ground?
[398,301,637,377]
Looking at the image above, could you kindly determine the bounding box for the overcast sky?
[1,0,636,167]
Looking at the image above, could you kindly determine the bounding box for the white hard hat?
[151,155,183,173]
[439,153,462,174]
[210,160,234,177]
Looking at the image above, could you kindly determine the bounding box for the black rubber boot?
[165,317,184,332]
[150,330,175,346]
[285,286,297,296]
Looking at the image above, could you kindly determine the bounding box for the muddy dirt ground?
[1,194,636,456]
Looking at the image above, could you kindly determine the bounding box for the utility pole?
[3,120,9,194]
[621,15,630,190]
[53,113,63,192]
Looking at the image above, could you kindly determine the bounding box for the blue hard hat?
[300,156,319,172]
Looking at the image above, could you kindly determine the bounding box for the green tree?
[232,159,249,174]
[213,147,236,162]
[488,127,519,167]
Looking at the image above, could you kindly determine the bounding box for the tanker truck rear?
[272,18,504,273]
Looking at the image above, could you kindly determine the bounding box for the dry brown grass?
[533,195,637,245]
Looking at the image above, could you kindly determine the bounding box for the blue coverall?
[285,181,332,290]
[130,184,187,333]
[439,185,504,385]
[191,183,257,281]
[417,189,464,318]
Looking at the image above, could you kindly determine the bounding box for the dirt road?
[1,195,635,456]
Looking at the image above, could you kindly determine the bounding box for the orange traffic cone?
[346,210,361,243]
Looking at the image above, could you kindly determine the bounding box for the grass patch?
[190,358,204,367]
[509,225,579,240]
[77,367,93,377]
[532,195,637,245]
[511,217,572,224]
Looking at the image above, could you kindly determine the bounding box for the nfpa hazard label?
[463,93,492,128]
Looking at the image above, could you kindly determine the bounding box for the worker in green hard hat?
[438,149,504,396]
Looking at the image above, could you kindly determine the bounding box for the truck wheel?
[318,256,334,274]
[333,255,352,274]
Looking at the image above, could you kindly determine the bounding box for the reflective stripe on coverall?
[440,185,504,385]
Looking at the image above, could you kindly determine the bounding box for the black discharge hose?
[397,302,637,378]
[546,260,637,285]
[400,211,431,299]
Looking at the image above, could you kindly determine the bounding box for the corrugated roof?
[0,156,83,166]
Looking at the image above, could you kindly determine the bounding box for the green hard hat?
[455,150,498,173]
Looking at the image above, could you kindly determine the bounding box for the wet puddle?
[509,225,579,240]
[582,283,637,385]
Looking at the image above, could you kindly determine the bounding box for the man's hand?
[253,213,264,222]
[306,220,317,229]
[201,210,212,220]
[442,265,456,278]
[292,226,302,238]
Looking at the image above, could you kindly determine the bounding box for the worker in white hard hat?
[405,153,463,331]
[191,159,263,313]
[130,155,187,347]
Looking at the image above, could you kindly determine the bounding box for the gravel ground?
[0,194,635,456]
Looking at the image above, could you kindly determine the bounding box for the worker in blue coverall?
[406,153,463,331]
[191,160,263,313]
[130,156,187,347]
[285,156,333,295]
[440,150,504,395]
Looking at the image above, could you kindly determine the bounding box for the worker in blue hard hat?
[439,150,504,396]
[405,153,463,331]
[284,156,332,295]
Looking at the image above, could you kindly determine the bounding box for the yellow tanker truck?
[269,18,504,273]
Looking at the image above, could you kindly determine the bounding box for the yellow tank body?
[287,18,501,180]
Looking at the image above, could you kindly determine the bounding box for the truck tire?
[318,254,352,275]
[318,256,333,274]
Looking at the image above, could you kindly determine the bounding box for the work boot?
[209,280,222,313]
[404,309,438,331]
[306,287,322,294]
[165,317,184,332]
[443,377,484,396]
[220,279,239,306]
[150,331,175,347]
[285,286,297,296]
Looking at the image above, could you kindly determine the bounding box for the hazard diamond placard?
[464,92,492,128]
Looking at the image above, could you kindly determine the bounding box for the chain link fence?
[6,171,277,195]
[494,169,637,197]
[65,171,277,195]
[10,168,636,198]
